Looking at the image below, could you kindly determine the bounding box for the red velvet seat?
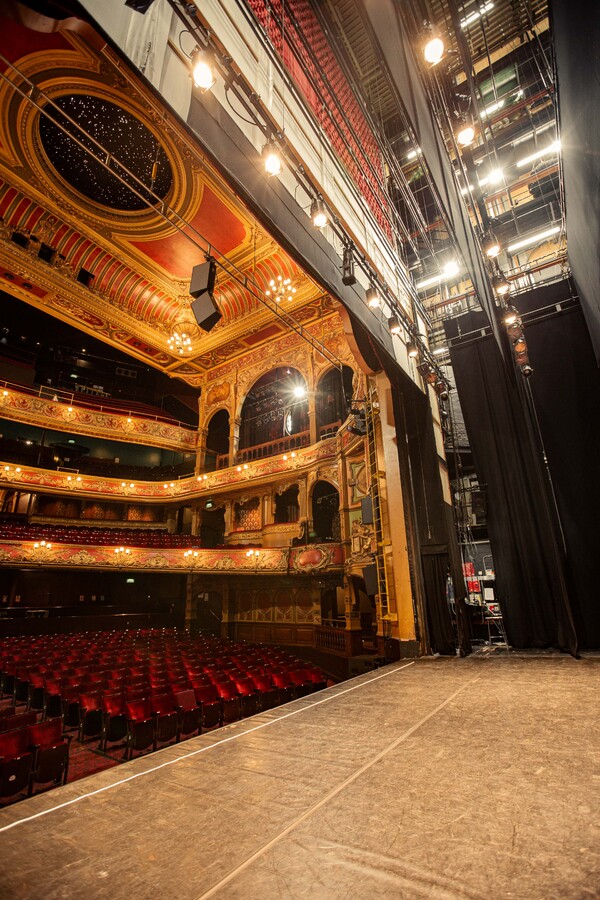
[251,674,279,711]
[270,671,296,703]
[0,710,37,732]
[0,728,33,800]
[28,718,71,794]
[233,677,260,717]
[214,682,241,724]
[173,689,201,737]
[125,698,156,759]
[100,694,128,751]
[150,694,179,747]
[78,692,103,742]
[193,685,221,731]
[287,669,314,698]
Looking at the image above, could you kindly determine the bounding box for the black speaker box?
[363,563,378,596]
[190,260,216,298]
[361,496,373,525]
[191,294,222,332]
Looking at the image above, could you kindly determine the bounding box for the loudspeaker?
[190,260,216,298]
[363,564,378,596]
[361,496,373,525]
[189,259,221,331]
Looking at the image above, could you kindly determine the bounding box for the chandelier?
[265,275,296,303]
[167,318,198,356]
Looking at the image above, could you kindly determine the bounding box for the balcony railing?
[237,431,310,463]
[314,624,363,656]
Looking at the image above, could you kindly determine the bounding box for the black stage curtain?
[446,304,579,653]
[517,285,600,647]
[421,548,454,656]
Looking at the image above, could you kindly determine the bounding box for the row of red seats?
[0,715,70,802]
[0,523,196,548]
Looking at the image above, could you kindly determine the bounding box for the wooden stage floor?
[1,654,599,898]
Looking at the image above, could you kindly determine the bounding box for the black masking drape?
[446,308,578,654]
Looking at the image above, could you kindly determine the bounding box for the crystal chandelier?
[167,319,197,356]
[265,275,296,303]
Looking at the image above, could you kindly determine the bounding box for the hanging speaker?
[189,259,221,332]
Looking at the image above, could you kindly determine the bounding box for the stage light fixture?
[492,272,510,296]
[502,305,521,327]
[521,365,533,378]
[456,117,475,147]
[191,48,215,91]
[366,286,381,309]
[513,336,527,354]
[342,247,357,285]
[311,199,328,228]
[482,230,501,258]
[423,24,445,65]
[407,341,419,359]
[262,139,282,176]
[388,316,401,335]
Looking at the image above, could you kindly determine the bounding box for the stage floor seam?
[197,669,482,899]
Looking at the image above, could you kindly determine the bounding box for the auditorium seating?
[0,519,197,549]
[0,628,328,801]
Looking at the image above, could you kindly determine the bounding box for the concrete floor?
[1,654,599,899]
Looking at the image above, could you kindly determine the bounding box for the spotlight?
[293,384,307,399]
[521,365,534,378]
[513,336,527,354]
[311,199,328,228]
[482,230,501,258]
[434,381,449,401]
[407,341,419,359]
[456,116,475,147]
[388,316,401,335]
[443,260,460,278]
[342,247,357,286]
[262,139,282,176]
[502,305,521,328]
[366,286,381,309]
[191,48,215,91]
[423,24,444,65]
[492,272,510,296]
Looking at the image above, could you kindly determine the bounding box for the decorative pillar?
[223,499,233,537]
[308,396,318,445]
[196,425,208,474]
[230,416,240,465]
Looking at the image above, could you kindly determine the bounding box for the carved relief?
[206,382,231,407]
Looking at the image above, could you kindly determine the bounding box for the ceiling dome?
[39,94,172,211]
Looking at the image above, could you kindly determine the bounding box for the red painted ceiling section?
[0,17,70,69]
[129,186,247,278]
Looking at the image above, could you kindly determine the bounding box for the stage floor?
[1,654,599,899]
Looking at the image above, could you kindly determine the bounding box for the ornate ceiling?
[0,10,334,386]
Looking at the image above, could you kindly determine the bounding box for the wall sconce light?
[388,316,401,335]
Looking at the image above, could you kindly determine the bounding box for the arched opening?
[239,367,309,461]
[315,365,354,439]
[205,409,230,471]
[274,486,300,523]
[311,481,340,542]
